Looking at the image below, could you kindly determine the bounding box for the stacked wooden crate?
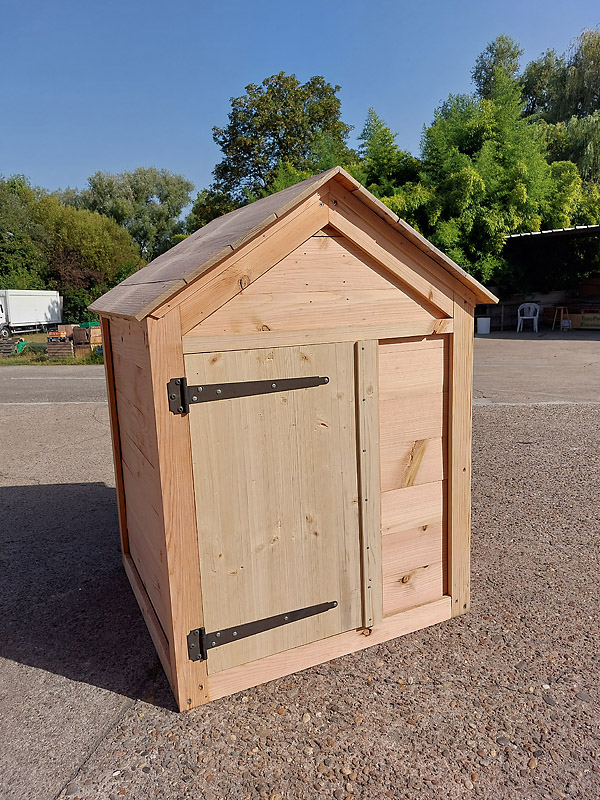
[0,339,18,356]
[47,340,74,359]
[88,326,102,346]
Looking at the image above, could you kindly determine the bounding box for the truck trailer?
[0,289,63,338]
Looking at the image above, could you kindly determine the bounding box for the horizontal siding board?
[381,481,446,536]
[379,392,447,444]
[193,289,436,336]
[380,436,446,493]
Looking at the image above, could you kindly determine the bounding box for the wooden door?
[185,342,367,673]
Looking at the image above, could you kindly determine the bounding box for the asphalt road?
[0,365,107,404]
[0,331,599,800]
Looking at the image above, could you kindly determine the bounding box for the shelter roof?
[90,167,497,320]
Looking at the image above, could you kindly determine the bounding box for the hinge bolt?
[177,406,183,413]
[169,394,177,400]
[324,377,329,383]
[272,383,277,389]
[175,379,181,385]
[216,388,222,395]
[192,396,198,402]
[232,631,238,637]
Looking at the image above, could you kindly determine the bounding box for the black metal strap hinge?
[187,600,338,661]
[167,375,329,414]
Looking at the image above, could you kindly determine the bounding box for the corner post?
[146,308,209,708]
[448,295,474,616]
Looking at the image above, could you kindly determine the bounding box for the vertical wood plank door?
[185,343,368,673]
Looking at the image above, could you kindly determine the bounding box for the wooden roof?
[90,167,497,320]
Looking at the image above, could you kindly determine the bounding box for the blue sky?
[1,0,598,196]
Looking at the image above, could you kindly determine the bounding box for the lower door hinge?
[187,600,338,661]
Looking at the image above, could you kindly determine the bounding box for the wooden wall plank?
[122,553,172,685]
[380,436,446,493]
[379,337,446,399]
[122,460,170,634]
[191,289,437,336]
[381,481,445,536]
[109,317,150,370]
[354,340,382,628]
[114,389,157,466]
[379,392,447,443]
[448,295,474,617]
[146,309,209,710]
[183,319,453,354]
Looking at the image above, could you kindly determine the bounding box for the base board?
[123,553,172,686]
[205,596,452,703]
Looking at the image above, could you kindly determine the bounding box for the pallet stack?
[0,339,17,357]
[47,340,74,359]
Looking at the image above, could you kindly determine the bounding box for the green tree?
[544,112,600,182]
[35,195,142,321]
[61,167,194,260]
[521,49,566,119]
[390,72,586,284]
[0,176,47,289]
[522,28,600,123]
[211,72,352,202]
[472,34,524,99]
[358,109,420,195]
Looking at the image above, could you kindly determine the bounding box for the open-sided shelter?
[90,167,498,711]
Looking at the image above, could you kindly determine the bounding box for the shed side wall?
[101,317,172,686]
[109,317,172,638]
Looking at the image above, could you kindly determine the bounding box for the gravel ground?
[1,349,599,800]
[49,403,599,800]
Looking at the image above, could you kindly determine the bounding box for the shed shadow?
[0,482,176,711]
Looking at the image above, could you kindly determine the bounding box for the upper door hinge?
[167,375,329,414]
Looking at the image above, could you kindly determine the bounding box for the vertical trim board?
[448,296,474,616]
[354,340,382,628]
[146,309,209,709]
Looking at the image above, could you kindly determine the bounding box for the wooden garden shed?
[90,167,498,711]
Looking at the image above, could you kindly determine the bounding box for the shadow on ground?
[0,482,176,710]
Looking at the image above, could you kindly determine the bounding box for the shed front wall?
[179,230,458,680]
[102,215,474,709]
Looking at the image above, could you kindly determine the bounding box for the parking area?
[1,332,599,800]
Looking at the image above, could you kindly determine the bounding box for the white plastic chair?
[517,303,540,332]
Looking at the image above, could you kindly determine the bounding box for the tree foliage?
[0,175,142,321]
[211,73,352,203]
[472,34,524,99]
[522,28,600,123]
[61,167,194,260]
